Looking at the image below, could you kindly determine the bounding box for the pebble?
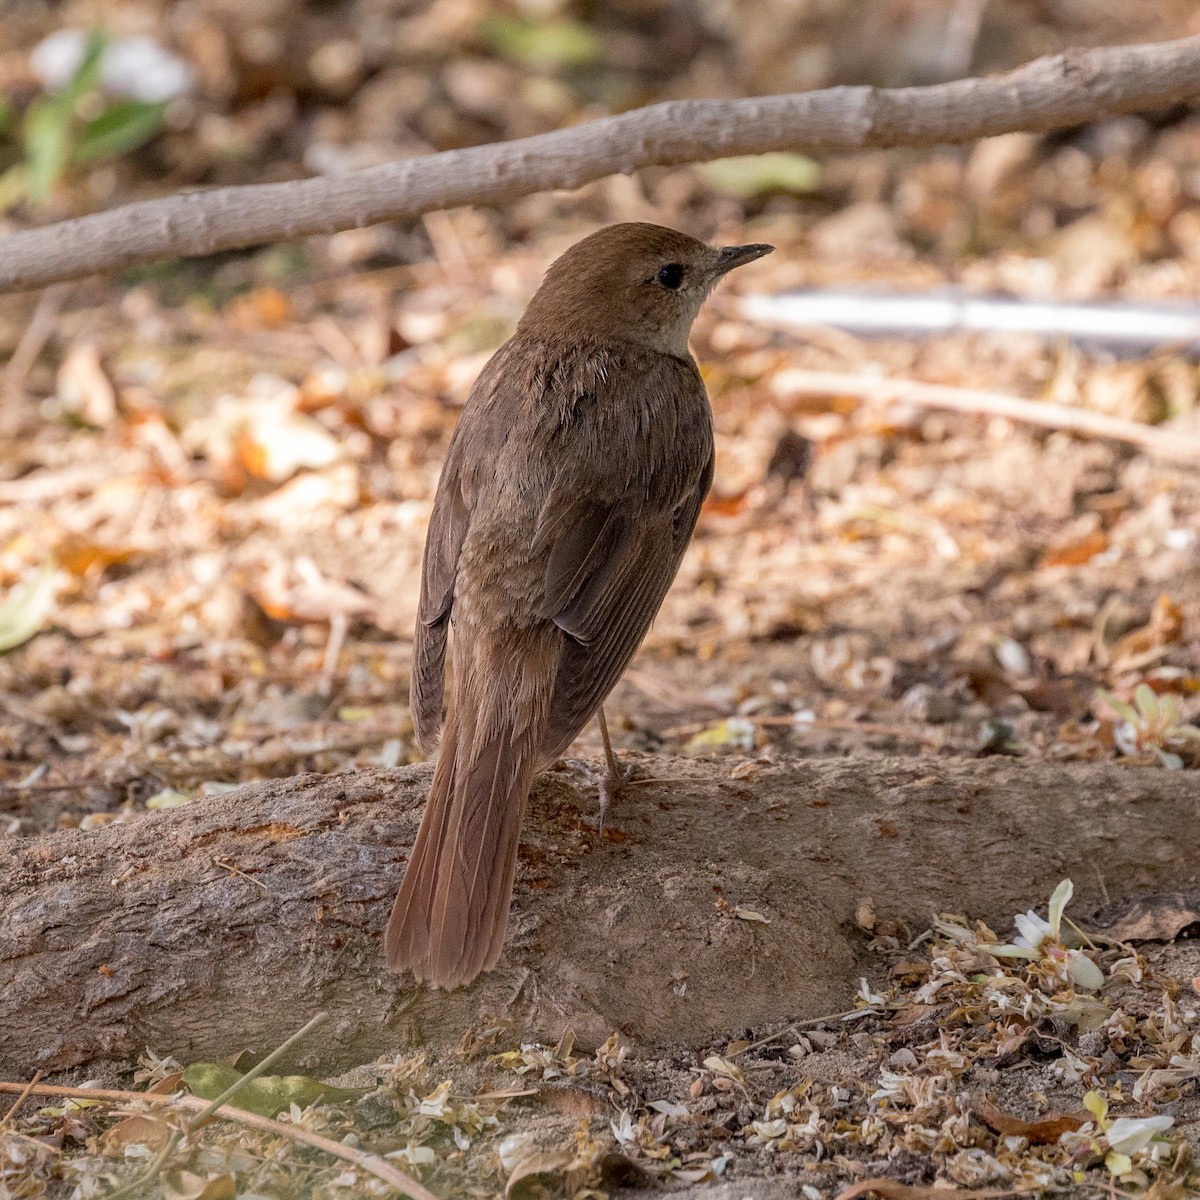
[900,683,960,724]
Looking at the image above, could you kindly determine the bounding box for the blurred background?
[0,0,1198,834]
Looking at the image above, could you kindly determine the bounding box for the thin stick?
[0,1079,437,1200]
[317,611,349,698]
[3,35,1200,292]
[771,368,1200,464]
[0,777,106,796]
[662,713,941,745]
[185,1011,327,1131]
[211,856,273,893]
[0,1069,42,1129]
[2,283,71,393]
[727,1007,878,1059]
[105,1012,328,1200]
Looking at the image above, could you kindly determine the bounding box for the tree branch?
[770,368,1200,463]
[1,755,1195,1076]
[1,35,1200,293]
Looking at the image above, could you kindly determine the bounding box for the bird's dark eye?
[657,263,685,289]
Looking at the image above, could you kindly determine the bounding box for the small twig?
[0,1069,42,1129]
[211,856,273,893]
[317,611,349,698]
[728,1007,878,1058]
[2,282,71,395]
[0,777,107,796]
[187,1012,328,1132]
[662,713,941,745]
[105,1011,329,1200]
[621,669,725,714]
[771,368,1200,465]
[0,1080,436,1200]
[246,731,396,768]
[1062,914,1100,952]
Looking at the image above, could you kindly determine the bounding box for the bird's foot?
[597,757,634,838]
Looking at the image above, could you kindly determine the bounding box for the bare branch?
[771,369,1200,463]
[1,35,1199,293]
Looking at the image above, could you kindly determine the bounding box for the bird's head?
[518,222,773,357]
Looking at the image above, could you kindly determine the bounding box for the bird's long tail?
[385,655,552,989]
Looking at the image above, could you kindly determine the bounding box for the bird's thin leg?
[596,705,627,837]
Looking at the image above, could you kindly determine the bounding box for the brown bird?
[385,222,773,989]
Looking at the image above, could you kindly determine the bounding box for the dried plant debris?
[0,4,1199,1197]
[3,880,1197,1197]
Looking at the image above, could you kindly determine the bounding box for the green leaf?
[480,15,601,69]
[683,717,756,754]
[22,96,73,203]
[0,566,58,652]
[63,30,109,106]
[699,153,821,198]
[0,96,12,137]
[182,1063,368,1117]
[1083,1089,1108,1125]
[1134,683,1159,723]
[21,30,110,203]
[73,99,166,164]
[1095,689,1138,725]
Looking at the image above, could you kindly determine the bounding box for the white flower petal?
[1066,949,1106,991]
[1047,879,1074,941]
[498,1133,536,1171]
[988,944,1039,960]
[1105,1115,1174,1156]
[1014,911,1051,948]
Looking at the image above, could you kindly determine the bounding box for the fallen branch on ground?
[0,1079,437,1200]
[2,36,1200,292]
[1,756,1196,1076]
[771,368,1200,463]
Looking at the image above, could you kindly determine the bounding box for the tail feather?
[386,697,544,989]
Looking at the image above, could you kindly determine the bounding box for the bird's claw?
[597,760,633,838]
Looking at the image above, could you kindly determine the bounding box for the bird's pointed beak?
[713,242,774,276]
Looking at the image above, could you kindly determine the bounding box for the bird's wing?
[538,448,713,761]
[411,440,471,752]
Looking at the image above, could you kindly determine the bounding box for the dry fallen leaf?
[974,1096,1088,1144]
[235,412,341,483]
[57,341,117,427]
[160,1171,237,1200]
[0,566,59,653]
[224,286,293,331]
[99,1113,175,1155]
[731,905,770,924]
[504,1149,576,1198]
[1041,528,1108,567]
[1109,594,1184,670]
[57,537,138,579]
[835,1179,1033,1200]
[1102,894,1200,943]
[890,1002,937,1026]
